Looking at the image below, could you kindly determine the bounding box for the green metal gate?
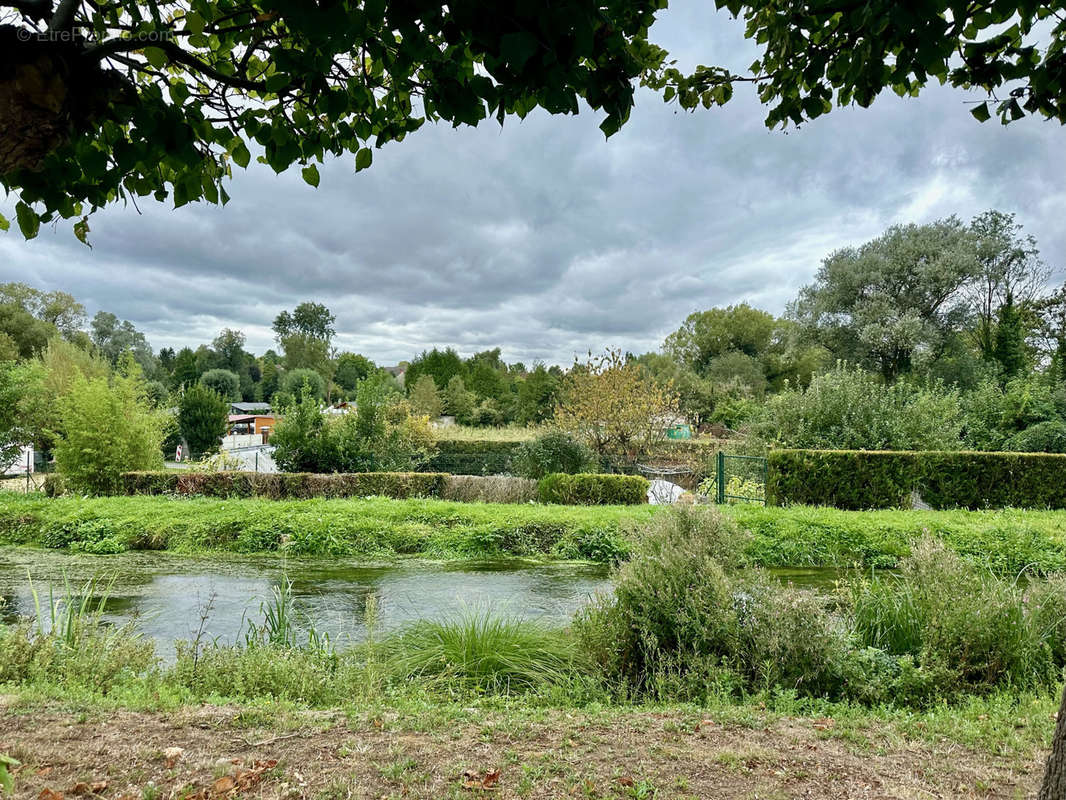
[714,451,767,505]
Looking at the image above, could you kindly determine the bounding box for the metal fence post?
[26,449,30,494]
[716,450,725,504]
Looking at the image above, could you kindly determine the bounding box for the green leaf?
[500,32,539,70]
[73,216,92,248]
[231,140,251,168]
[301,163,321,187]
[15,202,39,239]
[145,46,167,68]
[184,11,205,34]
[970,101,991,122]
[355,148,373,171]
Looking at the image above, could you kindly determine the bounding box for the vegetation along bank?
[4,493,1066,572]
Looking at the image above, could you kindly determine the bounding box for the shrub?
[850,539,1063,699]
[574,506,848,700]
[513,430,596,479]
[538,473,649,505]
[767,448,1066,510]
[1007,420,1066,454]
[54,367,172,495]
[440,475,538,504]
[120,470,447,500]
[272,379,435,473]
[756,365,963,451]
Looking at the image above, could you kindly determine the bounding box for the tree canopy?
[1,0,1062,237]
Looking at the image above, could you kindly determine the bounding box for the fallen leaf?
[212,775,236,795]
[90,781,108,794]
[163,747,185,769]
[461,770,481,790]
[39,790,64,800]
[618,776,635,787]
[70,782,90,795]
[481,770,500,789]
[812,717,835,731]
[35,767,53,778]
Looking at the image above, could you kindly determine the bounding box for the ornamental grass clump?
[382,610,587,694]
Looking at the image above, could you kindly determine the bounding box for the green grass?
[5,492,1066,572]
[382,611,588,693]
[0,493,653,562]
[726,503,1066,573]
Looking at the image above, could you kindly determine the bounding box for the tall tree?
[273,302,335,378]
[791,218,981,381]
[967,210,1049,361]
[0,282,85,338]
[178,383,228,458]
[992,293,1028,381]
[665,304,777,375]
[90,311,156,373]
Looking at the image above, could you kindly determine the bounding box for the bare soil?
[0,705,1045,800]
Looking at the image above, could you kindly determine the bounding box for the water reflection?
[0,548,611,657]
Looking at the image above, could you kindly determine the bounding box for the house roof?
[230,402,271,412]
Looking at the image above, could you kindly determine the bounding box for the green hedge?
[537,473,649,505]
[768,449,1066,510]
[121,471,447,500]
[423,439,523,475]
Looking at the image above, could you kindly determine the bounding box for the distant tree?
[334,352,376,394]
[279,368,327,402]
[170,346,200,390]
[178,384,229,458]
[444,375,477,422]
[514,364,561,425]
[465,348,511,401]
[408,374,442,419]
[992,294,1028,381]
[0,361,32,471]
[273,303,335,381]
[157,346,175,376]
[791,218,981,381]
[967,210,1049,361]
[199,368,241,401]
[555,349,680,466]
[704,351,769,398]
[0,283,86,340]
[90,311,156,373]
[0,301,55,360]
[665,304,777,374]
[405,348,467,396]
[54,359,172,494]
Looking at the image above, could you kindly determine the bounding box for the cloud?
[1,5,1064,366]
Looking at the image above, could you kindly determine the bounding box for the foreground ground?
[1,700,1051,800]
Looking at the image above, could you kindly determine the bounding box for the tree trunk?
[0,24,128,176]
[1039,681,1066,799]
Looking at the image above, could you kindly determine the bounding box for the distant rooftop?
[230,402,272,413]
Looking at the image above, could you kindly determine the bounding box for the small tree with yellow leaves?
[555,349,680,469]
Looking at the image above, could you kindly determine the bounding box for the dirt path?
[0,705,1044,799]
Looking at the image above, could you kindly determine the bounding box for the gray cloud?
[1,6,1064,367]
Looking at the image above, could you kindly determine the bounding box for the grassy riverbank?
[4,492,1066,570]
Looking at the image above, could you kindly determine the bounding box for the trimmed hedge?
[423,439,523,475]
[121,471,447,500]
[537,473,649,506]
[768,449,1066,510]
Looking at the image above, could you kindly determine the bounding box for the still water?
[0,547,840,656]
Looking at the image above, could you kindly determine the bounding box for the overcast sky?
[2,5,1064,366]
